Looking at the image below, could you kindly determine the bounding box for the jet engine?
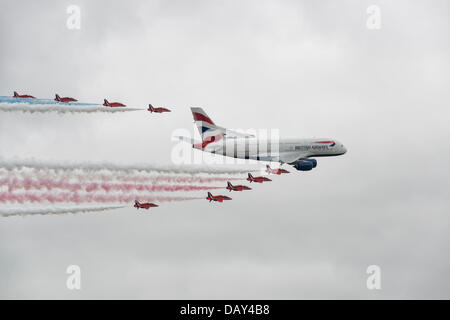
[303,158,317,168]
[294,161,314,171]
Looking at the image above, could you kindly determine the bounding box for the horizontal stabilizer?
[174,136,201,145]
[217,126,255,138]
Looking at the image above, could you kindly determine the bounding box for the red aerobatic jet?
[134,200,159,210]
[246,173,272,183]
[103,99,126,107]
[55,94,78,103]
[266,165,290,175]
[206,192,232,202]
[13,91,35,99]
[226,181,251,192]
[148,104,171,113]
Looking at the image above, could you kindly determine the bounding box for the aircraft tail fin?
[190,107,223,143]
[13,91,18,97]
[55,94,60,101]
[148,104,154,112]
[190,107,255,142]
[104,99,109,106]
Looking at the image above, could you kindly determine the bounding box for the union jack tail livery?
[191,107,224,150]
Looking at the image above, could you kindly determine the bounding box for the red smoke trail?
[0,191,203,204]
[83,182,223,193]
[0,177,82,192]
[0,177,224,193]
[2,170,243,184]
[149,175,242,184]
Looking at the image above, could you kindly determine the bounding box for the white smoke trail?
[0,205,125,217]
[0,157,254,175]
[0,103,143,114]
[0,191,203,204]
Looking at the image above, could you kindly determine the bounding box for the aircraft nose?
[342,146,347,154]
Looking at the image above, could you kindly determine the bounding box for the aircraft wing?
[278,151,309,164]
[247,151,308,163]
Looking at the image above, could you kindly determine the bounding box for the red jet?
[55,94,78,103]
[103,99,126,107]
[148,104,171,113]
[134,200,159,210]
[13,91,35,99]
[247,173,272,183]
[226,181,251,192]
[266,165,290,175]
[206,192,232,202]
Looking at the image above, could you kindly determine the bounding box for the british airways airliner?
[178,108,347,171]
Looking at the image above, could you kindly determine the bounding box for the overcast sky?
[0,0,449,299]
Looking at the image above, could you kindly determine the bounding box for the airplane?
[226,181,252,192]
[55,94,77,103]
[103,99,126,107]
[247,173,272,183]
[13,91,35,99]
[176,108,347,171]
[266,165,290,175]
[134,200,159,210]
[148,104,171,113]
[206,192,232,202]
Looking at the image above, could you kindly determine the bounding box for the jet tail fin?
[190,107,254,142]
[191,107,220,142]
[13,91,18,97]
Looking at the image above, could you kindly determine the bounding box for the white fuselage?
[199,139,347,163]
[200,138,347,164]
[188,107,346,166]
